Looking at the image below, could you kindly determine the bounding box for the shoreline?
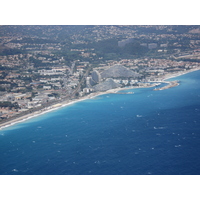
[0,67,200,131]
[162,67,200,81]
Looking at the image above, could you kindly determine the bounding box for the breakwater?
[154,81,179,91]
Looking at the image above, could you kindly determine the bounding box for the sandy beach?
[0,67,200,131]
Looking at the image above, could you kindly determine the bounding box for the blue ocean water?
[1,71,200,175]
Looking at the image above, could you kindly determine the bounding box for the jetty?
[154,81,179,91]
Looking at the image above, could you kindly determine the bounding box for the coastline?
[0,67,200,131]
[163,67,200,81]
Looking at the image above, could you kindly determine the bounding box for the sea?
[1,70,200,175]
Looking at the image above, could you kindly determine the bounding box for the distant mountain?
[101,64,141,79]
[93,78,121,91]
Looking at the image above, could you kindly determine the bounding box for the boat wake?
[153,126,166,129]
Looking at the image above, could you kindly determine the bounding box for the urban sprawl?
[0,25,200,125]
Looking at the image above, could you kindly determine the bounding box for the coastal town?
[1,25,200,128]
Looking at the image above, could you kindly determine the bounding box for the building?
[148,43,158,49]
[91,70,101,83]
[86,77,96,87]
[118,38,134,47]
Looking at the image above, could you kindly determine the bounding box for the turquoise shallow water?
[1,71,200,175]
